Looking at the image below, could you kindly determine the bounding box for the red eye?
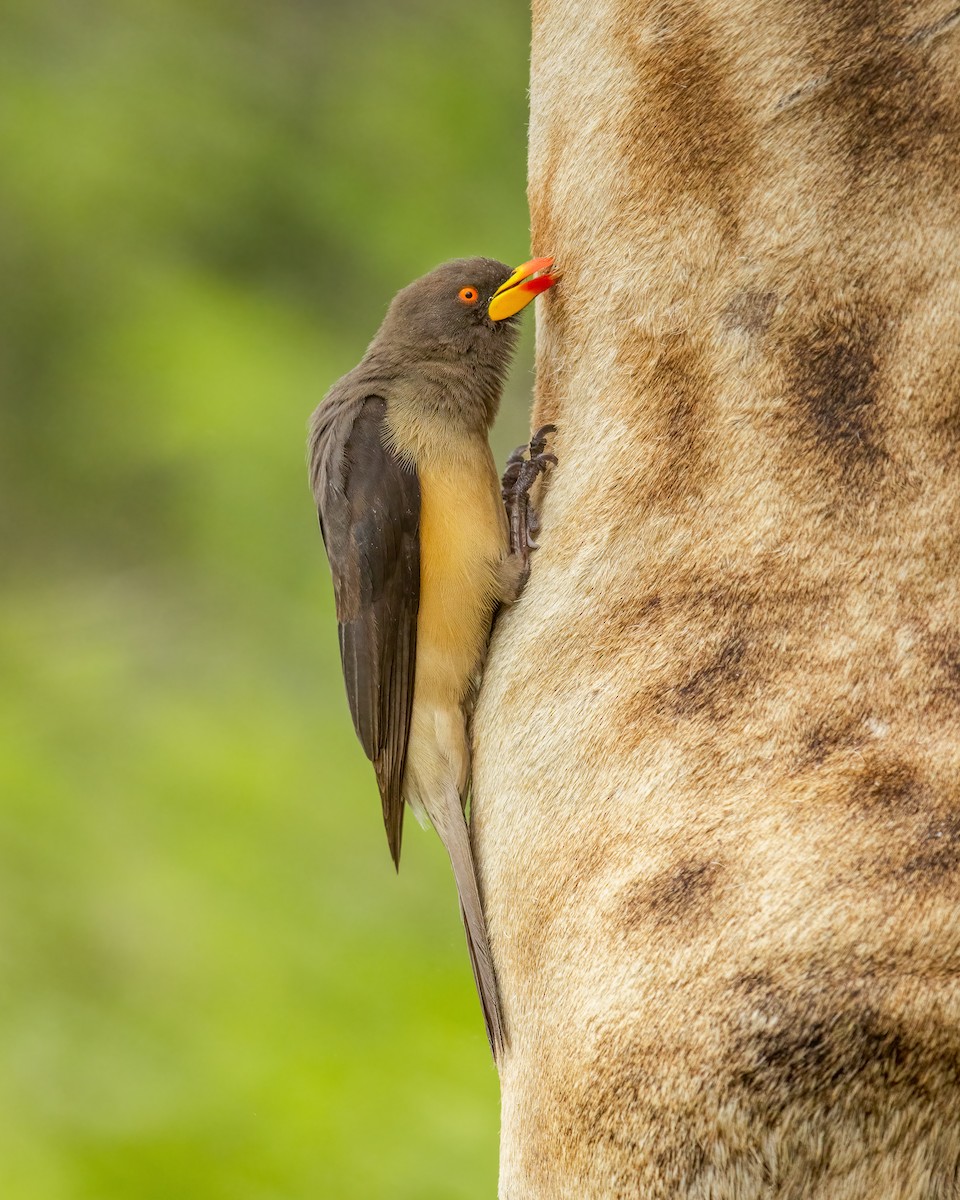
[458,286,478,304]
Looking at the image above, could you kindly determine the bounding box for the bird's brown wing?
[310,393,420,867]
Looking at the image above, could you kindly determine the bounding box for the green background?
[1,2,536,1195]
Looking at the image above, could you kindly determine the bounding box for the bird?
[308,256,558,1058]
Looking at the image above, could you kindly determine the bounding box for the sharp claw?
[501,424,558,561]
[500,463,523,500]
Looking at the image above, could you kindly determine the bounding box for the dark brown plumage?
[313,395,420,864]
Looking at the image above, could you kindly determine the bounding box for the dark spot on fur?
[799,711,866,766]
[729,971,960,1123]
[786,3,956,193]
[826,46,947,180]
[840,757,960,889]
[723,290,777,335]
[615,570,807,741]
[663,636,747,719]
[565,964,960,1196]
[900,811,960,882]
[655,339,710,487]
[618,4,755,240]
[787,306,888,490]
[941,645,960,690]
[640,593,662,616]
[627,332,716,510]
[621,858,723,931]
[850,760,922,815]
[930,635,960,706]
[738,1007,921,1114]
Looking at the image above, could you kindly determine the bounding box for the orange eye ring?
[458,286,478,305]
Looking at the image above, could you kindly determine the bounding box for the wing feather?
[310,393,420,866]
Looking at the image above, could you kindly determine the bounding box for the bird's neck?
[363,345,504,436]
[389,383,494,470]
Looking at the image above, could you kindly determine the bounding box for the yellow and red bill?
[488,256,558,321]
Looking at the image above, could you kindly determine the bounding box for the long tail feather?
[433,784,505,1060]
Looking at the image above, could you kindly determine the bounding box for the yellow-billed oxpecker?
[308,256,558,1058]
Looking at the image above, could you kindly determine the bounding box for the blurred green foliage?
[0,1,537,1194]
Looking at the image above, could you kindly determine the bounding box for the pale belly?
[413,446,507,712]
[383,409,509,811]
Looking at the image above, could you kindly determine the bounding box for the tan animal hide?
[472,1,960,1196]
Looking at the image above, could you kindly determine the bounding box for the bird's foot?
[501,424,557,564]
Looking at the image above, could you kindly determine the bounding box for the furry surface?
[471,1,960,1195]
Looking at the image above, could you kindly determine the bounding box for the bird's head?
[377,255,558,369]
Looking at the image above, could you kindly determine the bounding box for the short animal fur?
[471,1,960,1195]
